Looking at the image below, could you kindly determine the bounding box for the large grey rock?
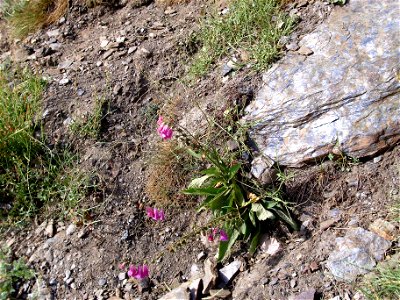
[244,0,400,167]
[326,227,392,282]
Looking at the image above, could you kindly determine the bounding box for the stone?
[221,64,233,77]
[66,224,76,236]
[319,218,339,231]
[250,156,277,185]
[368,218,396,241]
[297,45,313,56]
[159,283,190,300]
[244,0,400,167]
[98,278,107,286]
[103,49,115,59]
[45,220,55,237]
[49,43,62,51]
[59,78,71,86]
[128,46,137,54]
[113,84,122,95]
[292,289,316,300]
[202,258,217,294]
[326,227,392,282]
[188,278,202,300]
[197,251,206,261]
[46,29,60,38]
[209,289,231,299]
[260,236,280,255]
[59,60,73,70]
[309,261,319,272]
[164,7,176,15]
[190,264,202,280]
[100,40,109,48]
[290,278,297,288]
[118,272,126,281]
[286,42,300,51]
[218,260,241,285]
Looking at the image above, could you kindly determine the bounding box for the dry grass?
[145,141,194,206]
[3,0,68,37]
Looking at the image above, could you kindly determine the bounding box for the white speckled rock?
[244,0,400,167]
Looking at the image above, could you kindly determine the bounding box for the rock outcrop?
[245,0,400,167]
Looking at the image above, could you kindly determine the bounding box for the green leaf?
[228,164,241,180]
[182,187,221,196]
[201,167,220,176]
[187,148,203,159]
[271,208,299,231]
[232,183,245,206]
[249,210,256,227]
[207,189,231,210]
[217,228,240,261]
[249,229,261,255]
[188,175,211,188]
[251,203,275,221]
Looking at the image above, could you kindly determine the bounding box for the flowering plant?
[183,147,298,261]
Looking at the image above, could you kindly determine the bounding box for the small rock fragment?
[218,260,241,285]
[309,261,319,272]
[293,288,316,300]
[286,42,300,51]
[45,220,55,237]
[59,78,71,86]
[66,224,76,236]
[297,45,314,56]
[290,278,297,288]
[118,272,126,281]
[202,258,217,294]
[320,218,339,231]
[368,218,396,241]
[164,6,176,15]
[98,278,107,286]
[128,46,137,54]
[209,289,231,299]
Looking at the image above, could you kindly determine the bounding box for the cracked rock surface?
[245,0,400,167]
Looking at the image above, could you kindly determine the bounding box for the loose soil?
[1,0,398,299]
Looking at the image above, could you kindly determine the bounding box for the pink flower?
[118,263,126,270]
[208,228,229,242]
[219,229,229,241]
[146,207,165,221]
[157,116,173,140]
[128,265,149,279]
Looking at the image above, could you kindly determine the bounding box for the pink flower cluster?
[208,228,229,242]
[128,265,149,279]
[146,207,165,221]
[157,116,173,140]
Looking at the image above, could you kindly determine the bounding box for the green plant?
[183,147,298,261]
[70,96,108,139]
[0,247,35,300]
[327,152,359,172]
[0,67,93,225]
[359,253,400,300]
[329,0,346,5]
[189,0,294,77]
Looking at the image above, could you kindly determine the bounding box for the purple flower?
[219,229,229,241]
[146,207,165,221]
[157,116,173,140]
[208,228,229,242]
[128,265,149,279]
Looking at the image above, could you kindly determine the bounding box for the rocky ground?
[1,0,399,299]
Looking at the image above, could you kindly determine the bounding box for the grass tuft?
[0,247,35,300]
[359,253,400,300]
[0,67,93,225]
[70,96,108,139]
[1,0,68,38]
[189,0,294,77]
